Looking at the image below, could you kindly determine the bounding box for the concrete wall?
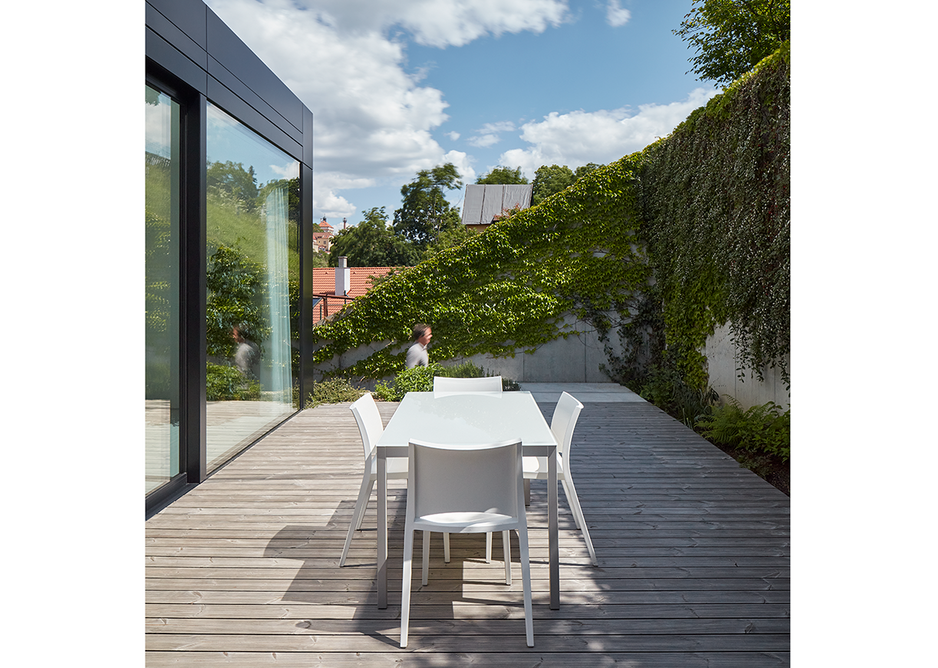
[705,323,790,410]
[457,316,620,383]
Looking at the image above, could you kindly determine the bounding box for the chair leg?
[422,531,431,586]
[516,526,534,647]
[562,478,598,566]
[502,530,511,585]
[400,528,414,648]
[339,474,374,567]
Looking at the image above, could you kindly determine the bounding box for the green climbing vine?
[637,42,790,387]
[312,43,790,391]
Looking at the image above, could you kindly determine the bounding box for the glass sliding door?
[145,85,181,494]
[205,103,300,472]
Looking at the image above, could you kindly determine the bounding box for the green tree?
[531,164,575,205]
[476,166,528,184]
[421,221,475,260]
[393,163,463,249]
[206,244,268,358]
[207,161,259,213]
[574,163,602,180]
[330,207,418,267]
[674,0,790,86]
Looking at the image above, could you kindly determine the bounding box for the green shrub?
[697,399,790,461]
[374,363,445,401]
[373,361,518,401]
[206,362,260,401]
[638,365,718,429]
[307,377,367,406]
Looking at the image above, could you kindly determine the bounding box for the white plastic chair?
[523,391,597,566]
[432,374,506,563]
[433,375,502,396]
[400,439,533,648]
[339,393,410,567]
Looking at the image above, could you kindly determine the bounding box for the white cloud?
[446,131,461,141]
[499,88,719,178]
[205,0,565,219]
[605,0,631,28]
[294,0,570,48]
[468,121,517,147]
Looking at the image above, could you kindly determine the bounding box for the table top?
[376,391,556,449]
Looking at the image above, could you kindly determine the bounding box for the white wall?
[705,323,790,410]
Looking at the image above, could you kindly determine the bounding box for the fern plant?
[697,398,790,461]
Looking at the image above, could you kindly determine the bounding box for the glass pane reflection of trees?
[205,103,300,472]
[145,85,181,494]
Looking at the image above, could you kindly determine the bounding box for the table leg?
[548,446,559,609]
[377,450,388,609]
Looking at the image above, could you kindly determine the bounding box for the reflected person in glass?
[232,325,259,380]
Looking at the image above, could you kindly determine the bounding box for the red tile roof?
[312,267,399,323]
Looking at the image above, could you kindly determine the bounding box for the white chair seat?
[418,512,516,529]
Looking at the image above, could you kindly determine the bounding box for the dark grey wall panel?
[205,9,304,133]
[146,27,207,94]
[148,0,207,50]
[146,0,307,154]
[146,2,207,71]
[303,108,314,169]
[207,53,303,147]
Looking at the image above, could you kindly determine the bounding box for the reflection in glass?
[145,85,181,494]
[205,103,300,472]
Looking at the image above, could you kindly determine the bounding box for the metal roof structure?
[460,184,533,226]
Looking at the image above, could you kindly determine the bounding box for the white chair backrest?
[350,393,384,459]
[550,391,583,457]
[433,375,502,396]
[408,439,522,520]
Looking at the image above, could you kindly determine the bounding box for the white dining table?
[374,391,561,609]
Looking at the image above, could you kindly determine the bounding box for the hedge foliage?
[312,43,789,388]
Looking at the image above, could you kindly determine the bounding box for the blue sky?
[204,0,719,226]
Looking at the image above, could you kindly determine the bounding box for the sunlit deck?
[145,394,790,666]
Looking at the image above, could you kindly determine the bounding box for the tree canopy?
[531,165,575,205]
[329,207,418,267]
[392,163,463,249]
[674,0,790,86]
[531,163,602,205]
[476,166,528,184]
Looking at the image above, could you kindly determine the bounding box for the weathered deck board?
[146,400,790,666]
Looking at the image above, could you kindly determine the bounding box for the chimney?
[336,256,350,296]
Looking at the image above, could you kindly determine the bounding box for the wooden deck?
[145,400,790,666]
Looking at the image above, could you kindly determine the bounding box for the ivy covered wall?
[637,42,790,389]
[311,43,790,393]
